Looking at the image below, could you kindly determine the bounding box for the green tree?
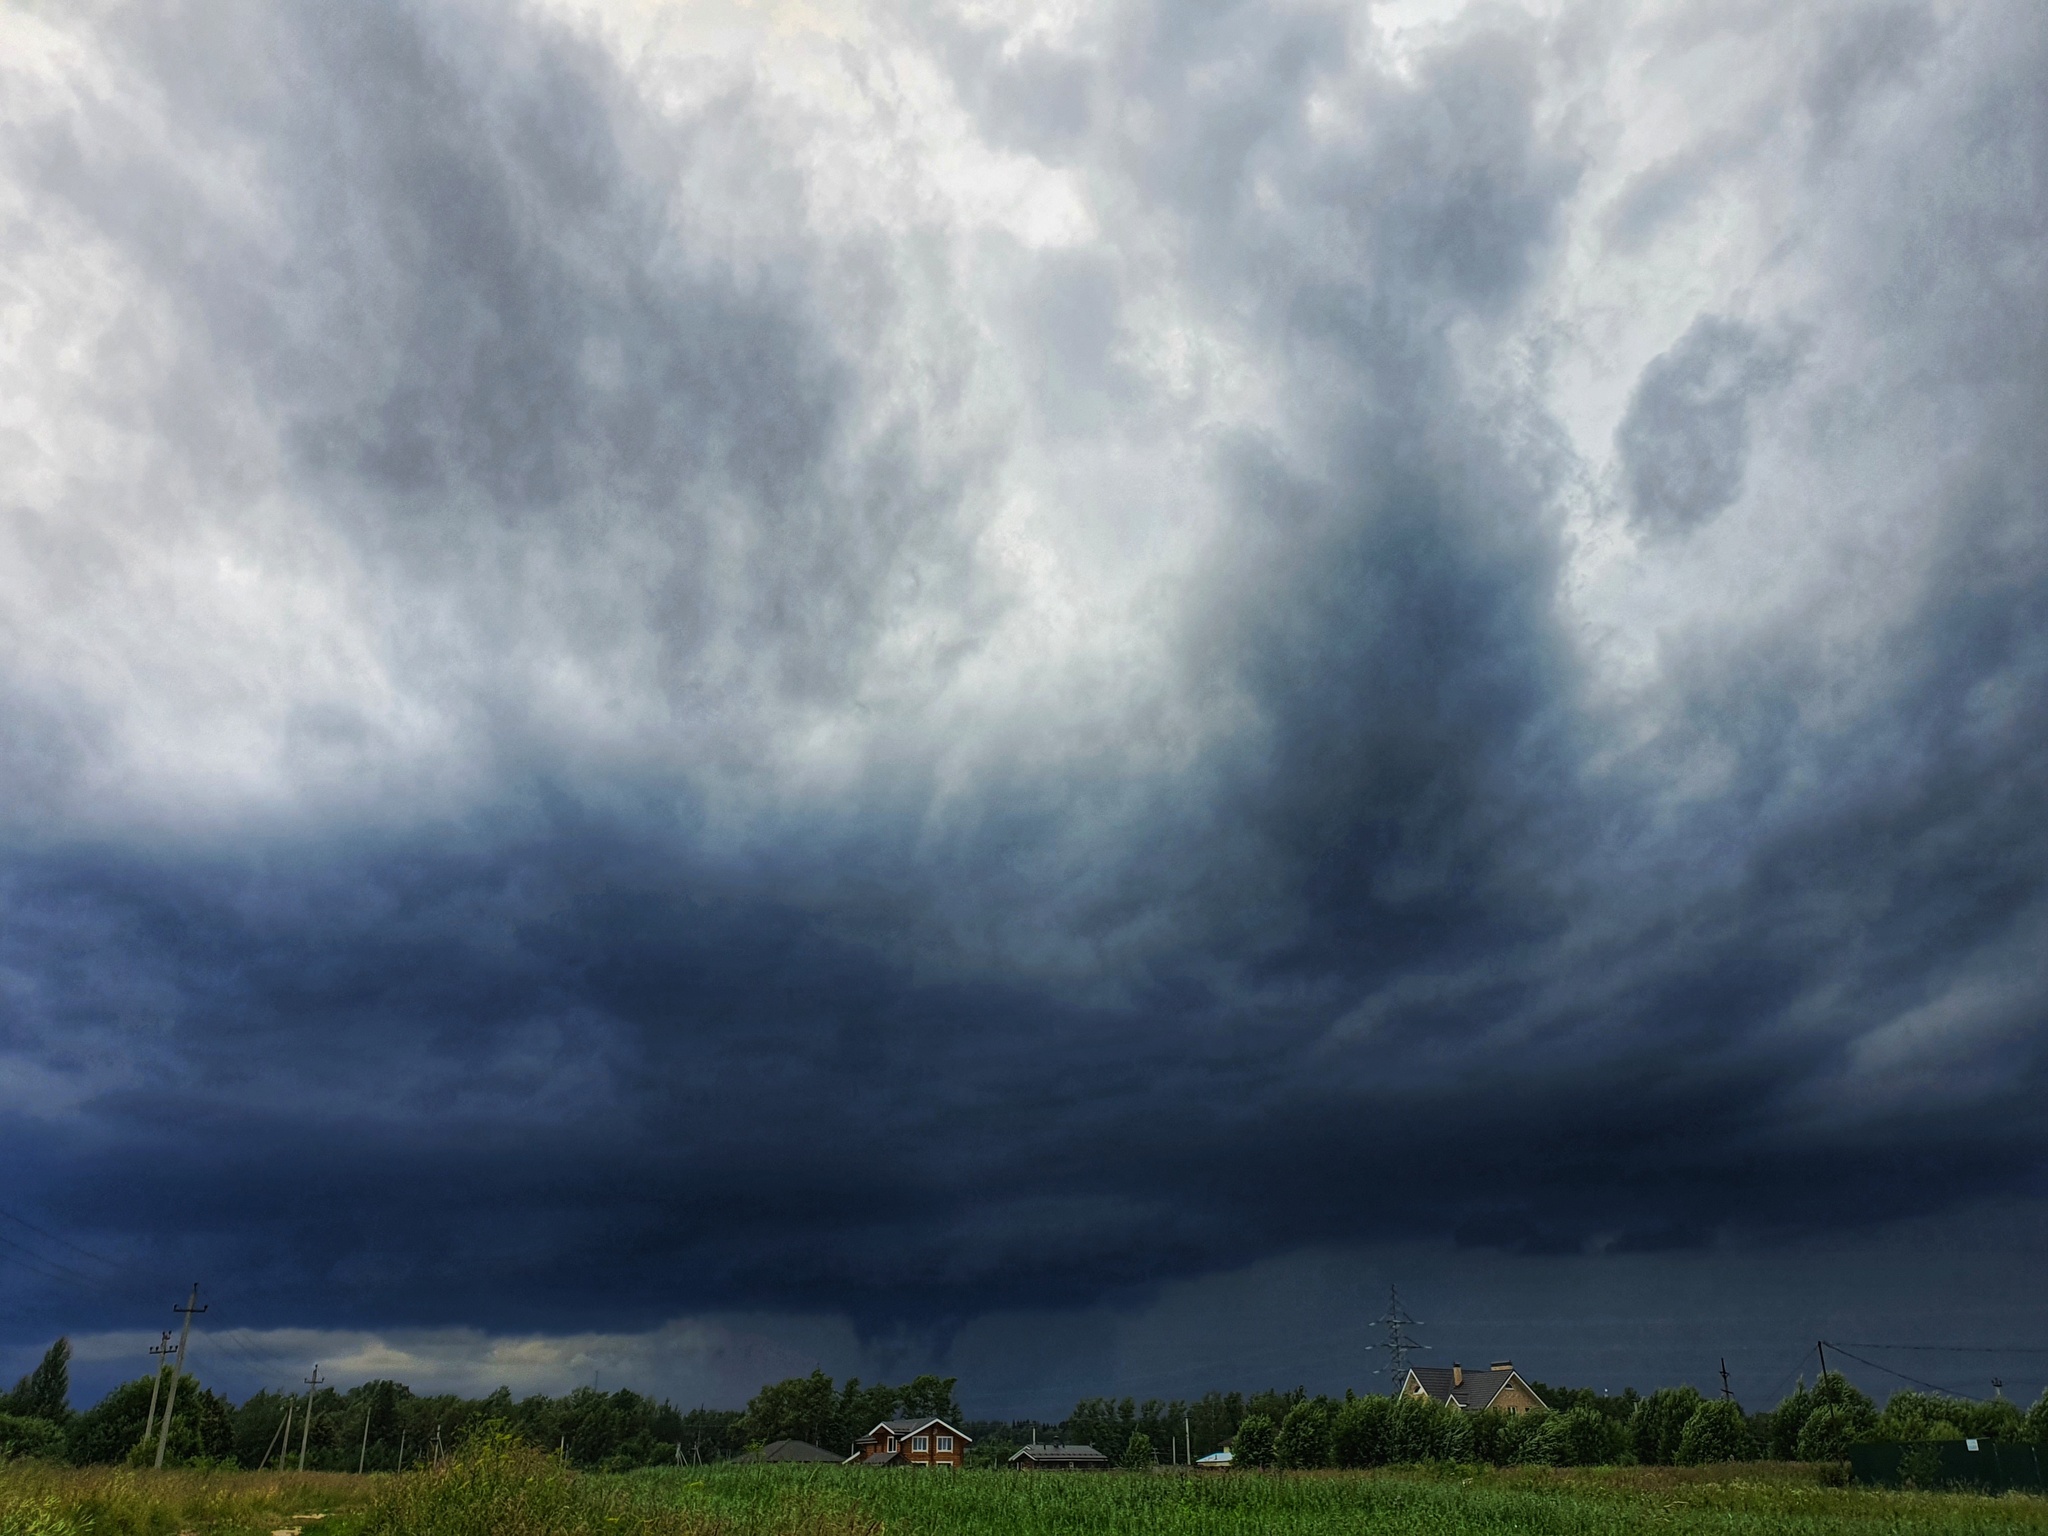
[836,1379,899,1454]
[1232,1413,1277,1469]
[1629,1387,1702,1466]
[1796,1405,1859,1461]
[4,1340,71,1423]
[1274,1399,1332,1469]
[0,1413,66,1460]
[1388,1394,1465,1463]
[1676,1400,1754,1464]
[1331,1396,1390,1468]
[1120,1431,1154,1469]
[741,1371,839,1449]
[1791,1373,1875,1461]
[2027,1390,2048,1446]
[1185,1392,1244,1459]
[1761,1382,1812,1459]
[64,1374,234,1466]
[897,1375,960,1421]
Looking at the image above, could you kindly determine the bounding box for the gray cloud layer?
[2,0,2045,1391]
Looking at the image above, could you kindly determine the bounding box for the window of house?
[913,1436,928,1452]
[936,1436,953,1452]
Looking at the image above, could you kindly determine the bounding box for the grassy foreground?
[7,1449,2048,1536]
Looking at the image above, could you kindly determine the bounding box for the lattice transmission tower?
[1378,1285,1427,1388]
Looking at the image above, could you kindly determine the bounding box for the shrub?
[1330,1396,1389,1468]
[1546,1405,1625,1467]
[1387,1394,1467,1463]
[1120,1432,1153,1470]
[1273,1401,1331,1470]
[2028,1390,2048,1445]
[357,1422,711,1536]
[1463,1409,1510,1467]
[1231,1414,1276,1470]
[1675,1400,1754,1465]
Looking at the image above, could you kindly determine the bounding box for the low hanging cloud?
[1,0,2045,1390]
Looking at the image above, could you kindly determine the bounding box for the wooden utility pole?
[140,1332,176,1451]
[273,1402,294,1471]
[299,1366,324,1472]
[358,1399,373,1474]
[155,1284,206,1470]
[1719,1359,1733,1402]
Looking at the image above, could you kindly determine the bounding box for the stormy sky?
[3,0,2046,1415]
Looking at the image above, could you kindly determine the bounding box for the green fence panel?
[1849,1440,2044,1492]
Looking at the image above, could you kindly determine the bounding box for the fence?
[1849,1440,2045,1493]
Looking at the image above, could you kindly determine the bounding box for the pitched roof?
[1404,1366,1543,1412]
[863,1417,972,1441]
[1008,1443,1109,1464]
[741,1439,843,1463]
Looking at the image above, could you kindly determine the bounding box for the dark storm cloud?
[1616,316,1798,536]
[2,0,2047,1386]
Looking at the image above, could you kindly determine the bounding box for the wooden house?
[846,1417,972,1468]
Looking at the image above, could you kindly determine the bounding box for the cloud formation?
[2,0,2045,1396]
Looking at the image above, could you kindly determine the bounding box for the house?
[1400,1361,1546,1415]
[1008,1443,1110,1470]
[1195,1449,1235,1470]
[738,1439,843,1463]
[846,1417,972,1468]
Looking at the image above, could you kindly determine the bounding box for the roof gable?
[866,1416,973,1442]
[1403,1366,1542,1411]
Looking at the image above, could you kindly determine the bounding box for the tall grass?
[8,1454,2045,1536]
[631,1461,2048,1536]
[0,1464,366,1536]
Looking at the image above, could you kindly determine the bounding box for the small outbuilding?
[1195,1449,1234,1470]
[738,1439,843,1463]
[1009,1443,1111,1470]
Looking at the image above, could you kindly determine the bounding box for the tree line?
[6,1335,2048,1473]
[0,1339,744,1470]
[1057,1376,2048,1470]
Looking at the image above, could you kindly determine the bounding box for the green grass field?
[8,1453,2048,1536]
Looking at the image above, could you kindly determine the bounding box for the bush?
[1542,1405,1625,1467]
[1675,1400,1754,1464]
[1463,1409,1510,1467]
[1273,1401,1331,1470]
[360,1423,712,1536]
[2029,1390,2048,1446]
[0,1414,66,1461]
[1387,1395,1468,1463]
[1230,1414,1276,1469]
[1120,1432,1153,1470]
[1330,1396,1389,1468]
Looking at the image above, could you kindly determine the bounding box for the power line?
[1823,1343,1981,1399]
[0,1206,121,1271]
[1829,1341,2048,1355]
